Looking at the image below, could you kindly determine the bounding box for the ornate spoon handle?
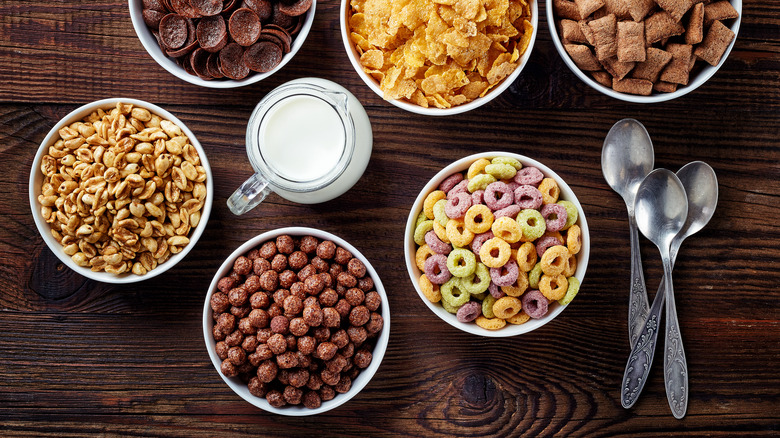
[621,284,664,409]
[628,214,650,347]
[664,269,688,419]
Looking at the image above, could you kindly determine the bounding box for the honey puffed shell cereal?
[347,0,535,109]
[411,155,584,331]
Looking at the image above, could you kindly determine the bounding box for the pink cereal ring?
[514,166,545,186]
[522,289,549,319]
[447,179,469,198]
[471,231,494,254]
[536,236,562,258]
[514,185,543,210]
[488,282,505,298]
[507,181,519,192]
[484,181,514,210]
[425,230,451,255]
[456,301,482,322]
[490,260,519,287]
[445,192,472,219]
[471,190,485,206]
[424,254,451,285]
[440,172,464,193]
[494,204,521,220]
[541,203,568,232]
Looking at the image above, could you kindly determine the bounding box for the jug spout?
[323,90,349,113]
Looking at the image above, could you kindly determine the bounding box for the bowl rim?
[545,0,743,103]
[202,226,391,416]
[28,97,214,284]
[128,0,317,89]
[339,0,539,116]
[403,151,590,337]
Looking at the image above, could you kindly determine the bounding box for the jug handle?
[227,173,272,215]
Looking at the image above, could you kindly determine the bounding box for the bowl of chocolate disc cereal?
[204,227,389,415]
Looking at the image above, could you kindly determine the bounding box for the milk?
[259,95,346,182]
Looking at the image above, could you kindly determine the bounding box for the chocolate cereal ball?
[319,385,336,401]
[253,257,271,275]
[299,235,319,254]
[279,270,297,289]
[289,317,309,336]
[228,346,247,365]
[345,288,365,306]
[259,270,279,291]
[358,276,374,292]
[276,235,295,254]
[266,390,285,407]
[221,359,239,377]
[302,306,323,327]
[347,258,367,278]
[316,240,336,260]
[364,291,381,311]
[270,315,289,334]
[271,253,288,272]
[322,307,341,328]
[259,241,277,259]
[337,272,357,288]
[319,288,338,307]
[297,336,316,355]
[250,291,270,309]
[311,256,329,273]
[210,292,230,313]
[233,256,252,275]
[288,251,308,270]
[267,333,287,354]
[257,360,279,382]
[316,342,338,361]
[248,377,268,398]
[303,390,322,409]
[283,385,303,405]
[334,247,352,265]
[217,276,237,293]
[349,305,370,326]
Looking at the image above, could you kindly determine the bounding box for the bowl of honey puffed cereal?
[204,227,389,415]
[29,98,212,283]
[405,152,589,336]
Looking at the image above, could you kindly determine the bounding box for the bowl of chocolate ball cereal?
[203,227,389,415]
[547,0,742,102]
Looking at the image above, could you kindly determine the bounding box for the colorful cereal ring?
[538,177,560,204]
[433,198,449,226]
[514,185,543,210]
[416,244,436,271]
[517,209,546,241]
[433,220,450,243]
[521,289,549,319]
[514,166,544,186]
[492,156,522,170]
[446,218,475,247]
[557,200,578,230]
[500,270,528,297]
[440,296,460,314]
[558,276,580,306]
[541,203,567,232]
[516,241,537,272]
[492,216,522,243]
[441,277,470,307]
[456,301,482,323]
[540,245,569,276]
[539,273,568,301]
[475,315,506,330]
[506,310,531,325]
[423,253,451,285]
[484,181,514,210]
[425,230,451,255]
[460,263,491,294]
[485,163,517,180]
[446,248,477,277]
[467,158,491,179]
[447,179,469,198]
[482,294,497,318]
[535,235,563,258]
[423,190,446,220]
[563,251,577,277]
[566,224,582,255]
[439,172,464,193]
[494,204,521,220]
[418,274,442,303]
[415,211,427,229]
[468,174,496,193]
[478,237,512,268]
[492,296,522,319]
[470,231,494,255]
[445,192,472,219]
[414,220,434,246]
[488,281,505,298]
[464,204,494,234]
[490,259,519,286]
[471,189,485,206]
[528,262,542,289]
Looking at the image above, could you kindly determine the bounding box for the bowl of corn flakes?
[341,0,538,115]
[404,152,589,336]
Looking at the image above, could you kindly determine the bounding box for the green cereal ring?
[414,220,434,246]
[441,277,470,307]
[517,209,546,241]
[415,211,427,229]
[441,297,460,314]
[557,200,578,230]
[482,294,497,318]
[447,248,477,277]
[433,199,449,226]
[558,276,581,305]
[472,292,488,301]
[460,262,490,294]
[467,174,496,193]
[529,262,543,289]
[485,163,517,180]
[492,156,522,170]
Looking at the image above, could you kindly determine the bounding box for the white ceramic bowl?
[404,152,589,337]
[203,227,390,415]
[29,98,213,284]
[128,0,316,88]
[340,0,538,115]
[546,0,742,103]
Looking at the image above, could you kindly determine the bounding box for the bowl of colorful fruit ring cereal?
[404,152,589,336]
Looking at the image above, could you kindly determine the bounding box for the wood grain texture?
[1,0,779,436]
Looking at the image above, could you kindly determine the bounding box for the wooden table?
[1,1,778,436]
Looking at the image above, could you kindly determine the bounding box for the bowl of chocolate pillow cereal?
[203,227,389,415]
[547,0,742,102]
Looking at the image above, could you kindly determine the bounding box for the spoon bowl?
[634,169,688,252]
[671,161,719,260]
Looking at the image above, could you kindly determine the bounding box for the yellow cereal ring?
[424,190,446,220]
[418,274,442,303]
[441,297,460,314]
[501,270,529,297]
[446,218,475,247]
[563,251,577,277]
[517,209,546,241]
[478,237,511,268]
[538,178,560,204]
[433,220,450,243]
[467,158,491,179]
[557,200,578,230]
[558,276,581,306]
[506,311,531,325]
[528,262,542,289]
[415,244,436,271]
[415,211,427,229]
[539,273,568,301]
[492,296,522,319]
[492,156,522,170]
[414,220,434,246]
[516,241,537,272]
[467,174,496,193]
[433,199,449,226]
[464,204,494,234]
[567,224,582,255]
[485,163,517,180]
[475,315,507,330]
[540,245,570,276]
[482,294,497,318]
[491,216,522,243]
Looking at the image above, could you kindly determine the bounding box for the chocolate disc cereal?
[211,234,383,409]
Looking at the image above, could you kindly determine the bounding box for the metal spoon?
[602,119,655,346]
[620,169,689,417]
